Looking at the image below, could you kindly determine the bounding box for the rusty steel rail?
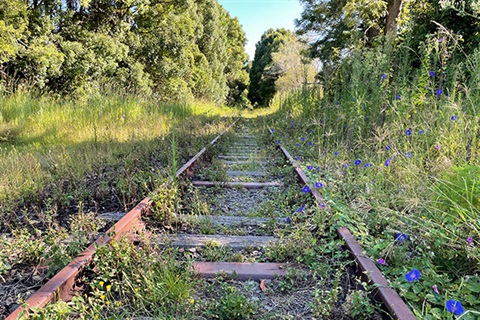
[7,118,239,320]
[275,137,417,320]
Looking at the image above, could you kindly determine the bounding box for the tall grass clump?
[267,29,479,317]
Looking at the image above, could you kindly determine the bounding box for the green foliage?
[248,28,294,107]
[434,165,480,218]
[0,0,249,104]
[266,26,480,316]
[207,283,256,320]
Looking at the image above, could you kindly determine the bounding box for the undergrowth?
[265,30,480,319]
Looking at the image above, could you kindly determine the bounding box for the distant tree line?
[0,0,250,105]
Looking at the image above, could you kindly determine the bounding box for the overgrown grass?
[265,32,480,318]
[0,91,238,228]
[0,90,239,318]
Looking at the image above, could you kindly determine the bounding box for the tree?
[248,28,293,106]
[0,0,249,103]
[271,37,317,92]
[224,15,250,107]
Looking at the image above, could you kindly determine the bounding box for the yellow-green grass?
[0,91,238,225]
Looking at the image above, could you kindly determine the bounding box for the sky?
[217,0,304,61]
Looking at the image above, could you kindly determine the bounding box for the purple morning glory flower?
[396,233,407,242]
[395,94,401,100]
[286,217,291,224]
[343,163,349,168]
[467,237,473,244]
[307,165,313,170]
[334,151,339,156]
[377,258,385,265]
[315,182,323,188]
[386,145,391,151]
[438,37,445,43]
[435,88,443,95]
[405,268,421,282]
[451,115,457,121]
[432,285,439,294]
[446,300,464,315]
[405,129,412,136]
[296,205,305,212]
[429,71,435,77]
[302,185,310,193]
[354,159,361,166]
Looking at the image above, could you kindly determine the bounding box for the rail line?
[7,118,416,319]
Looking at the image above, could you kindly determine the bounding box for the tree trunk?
[384,0,403,35]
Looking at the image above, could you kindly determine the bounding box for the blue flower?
[435,88,443,95]
[296,156,301,161]
[405,129,412,136]
[296,205,305,212]
[404,152,412,158]
[269,128,275,133]
[451,115,457,121]
[364,163,373,168]
[395,233,407,242]
[418,130,425,134]
[334,151,339,156]
[307,165,313,170]
[343,163,349,168]
[310,129,314,133]
[446,300,464,315]
[438,37,445,43]
[301,137,305,141]
[384,159,391,167]
[354,159,361,166]
[309,141,313,146]
[315,166,320,171]
[277,139,281,144]
[395,94,401,100]
[295,143,300,147]
[381,73,387,79]
[429,71,435,77]
[286,217,291,224]
[386,145,391,151]
[405,268,421,282]
[315,182,323,188]
[302,186,310,193]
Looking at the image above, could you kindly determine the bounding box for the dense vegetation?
[263,1,480,317]
[0,0,249,105]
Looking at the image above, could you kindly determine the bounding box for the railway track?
[6,118,416,319]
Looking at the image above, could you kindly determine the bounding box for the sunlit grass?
[0,91,238,221]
